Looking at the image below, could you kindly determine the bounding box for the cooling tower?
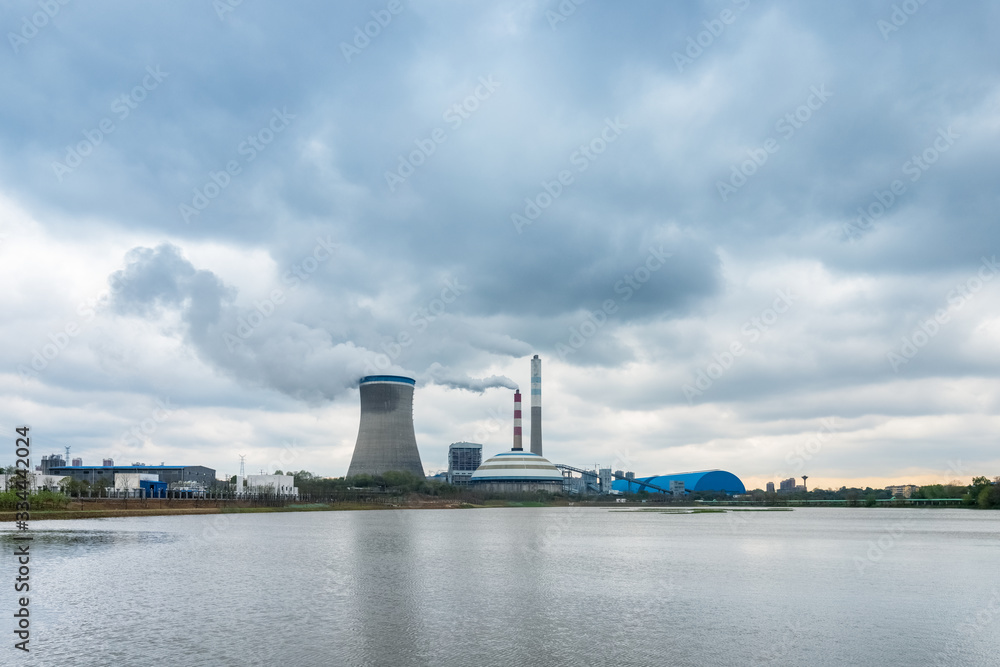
[530,355,542,456]
[347,375,425,478]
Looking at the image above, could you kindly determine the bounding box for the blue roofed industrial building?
[612,469,746,495]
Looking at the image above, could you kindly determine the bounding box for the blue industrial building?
[139,479,169,498]
[612,469,746,495]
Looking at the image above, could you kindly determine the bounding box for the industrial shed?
[612,469,746,495]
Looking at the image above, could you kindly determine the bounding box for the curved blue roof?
[611,469,745,495]
[360,375,415,385]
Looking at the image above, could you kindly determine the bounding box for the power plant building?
[468,384,561,493]
[612,470,746,495]
[347,375,425,478]
[447,442,482,485]
[469,451,563,493]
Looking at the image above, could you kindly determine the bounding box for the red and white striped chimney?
[513,389,523,451]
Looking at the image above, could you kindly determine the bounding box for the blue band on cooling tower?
[360,375,416,385]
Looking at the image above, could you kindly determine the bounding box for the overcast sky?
[2,0,999,490]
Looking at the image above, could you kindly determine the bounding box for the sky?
[2,0,999,490]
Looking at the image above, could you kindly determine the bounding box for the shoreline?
[2,499,990,522]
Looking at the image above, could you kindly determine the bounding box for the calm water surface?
[2,507,998,666]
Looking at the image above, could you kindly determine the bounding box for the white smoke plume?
[423,363,518,392]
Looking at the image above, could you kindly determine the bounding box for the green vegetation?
[743,476,1000,508]
[289,469,465,498]
[0,489,70,510]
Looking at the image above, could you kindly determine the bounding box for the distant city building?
[103,458,114,466]
[886,484,919,498]
[670,480,686,496]
[71,457,82,467]
[625,471,635,480]
[766,481,775,494]
[779,477,797,492]
[447,442,482,485]
[40,454,67,474]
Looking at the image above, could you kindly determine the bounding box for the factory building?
[245,474,298,497]
[50,465,217,489]
[612,470,745,495]
[2,473,68,493]
[347,375,425,478]
[447,442,482,485]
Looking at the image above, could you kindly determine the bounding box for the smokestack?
[530,355,542,456]
[347,375,425,478]
[513,390,523,451]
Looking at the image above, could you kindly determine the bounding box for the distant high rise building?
[103,458,114,466]
[72,457,82,467]
[779,477,796,492]
[766,481,775,494]
[447,442,482,485]
[40,454,66,474]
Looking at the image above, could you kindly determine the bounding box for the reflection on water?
[1,508,998,666]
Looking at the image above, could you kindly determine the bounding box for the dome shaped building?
[469,450,563,493]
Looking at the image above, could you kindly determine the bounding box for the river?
[2,506,998,666]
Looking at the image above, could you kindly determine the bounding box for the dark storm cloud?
[3,0,1000,479]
